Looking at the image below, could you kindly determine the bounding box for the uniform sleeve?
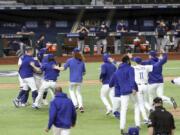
[64,59,70,70]
[18,58,22,66]
[153,53,167,68]
[146,65,153,73]
[99,64,106,80]
[48,101,57,129]
[148,112,156,128]
[129,67,136,91]
[109,73,116,88]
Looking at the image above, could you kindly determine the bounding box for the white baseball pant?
[53,126,70,135]
[69,82,83,108]
[148,83,172,105]
[173,77,180,85]
[100,84,114,112]
[112,97,121,113]
[22,77,37,91]
[34,80,56,107]
[120,94,140,130]
[18,74,25,88]
[33,74,42,90]
[137,84,150,121]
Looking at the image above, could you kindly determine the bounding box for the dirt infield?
[0,77,176,90]
[0,53,180,65]
[169,108,180,118]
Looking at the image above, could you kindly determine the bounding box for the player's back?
[133,65,153,84]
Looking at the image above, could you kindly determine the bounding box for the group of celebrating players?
[12,43,180,134]
[99,49,179,134]
[13,46,86,113]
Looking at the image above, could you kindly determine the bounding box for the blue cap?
[149,50,157,57]
[128,127,139,135]
[73,48,80,53]
[132,57,142,64]
[103,53,110,62]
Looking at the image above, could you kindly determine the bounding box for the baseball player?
[32,54,61,109]
[141,50,177,109]
[13,47,41,107]
[110,55,140,134]
[99,53,117,115]
[132,57,153,122]
[60,48,86,113]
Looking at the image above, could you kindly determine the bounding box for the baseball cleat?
[79,107,84,113]
[143,120,149,125]
[32,103,40,109]
[113,111,120,119]
[12,99,19,108]
[106,109,112,115]
[170,97,177,109]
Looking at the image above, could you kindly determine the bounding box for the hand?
[44,128,49,133]
[160,48,165,54]
[127,53,133,59]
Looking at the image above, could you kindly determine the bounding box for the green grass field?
[0,61,180,135]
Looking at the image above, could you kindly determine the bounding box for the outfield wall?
[0,52,180,65]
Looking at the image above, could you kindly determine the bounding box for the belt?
[137,83,148,85]
[45,80,56,82]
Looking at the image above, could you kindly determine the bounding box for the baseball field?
[0,60,180,135]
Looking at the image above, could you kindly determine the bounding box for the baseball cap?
[73,48,80,53]
[153,97,163,104]
[132,57,142,64]
[149,50,157,57]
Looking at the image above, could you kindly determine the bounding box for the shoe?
[113,111,120,119]
[106,109,112,115]
[79,107,84,113]
[12,99,19,108]
[75,106,79,110]
[171,80,175,84]
[32,103,40,109]
[170,97,177,109]
[120,129,124,135]
[42,99,48,106]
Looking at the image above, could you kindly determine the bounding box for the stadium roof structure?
[0,4,180,10]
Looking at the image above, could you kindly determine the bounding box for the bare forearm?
[171,130,174,135]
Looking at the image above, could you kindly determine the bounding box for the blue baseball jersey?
[41,61,60,81]
[100,55,117,84]
[141,53,167,84]
[42,53,54,65]
[48,92,76,129]
[111,63,137,95]
[37,48,47,62]
[64,58,86,83]
[19,55,35,79]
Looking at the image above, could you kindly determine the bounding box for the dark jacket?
[48,92,77,129]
